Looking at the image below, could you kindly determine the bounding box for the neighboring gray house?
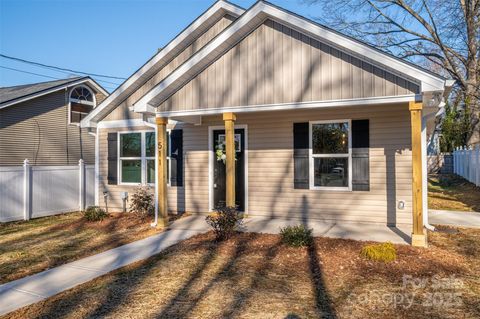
[0,77,108,166]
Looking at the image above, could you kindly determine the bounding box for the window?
[69,85,95,124]
[309,120,351,190]
[119,131,170,185]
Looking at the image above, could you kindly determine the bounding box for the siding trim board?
[155,94,417,117]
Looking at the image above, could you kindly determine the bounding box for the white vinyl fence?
[0,159,95,222]
[453,146,480,187]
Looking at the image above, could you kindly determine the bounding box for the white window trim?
[309,119,352,191]
[68,85,96,126]
[117,130,171,186]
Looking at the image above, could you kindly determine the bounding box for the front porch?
[150,102,427,246]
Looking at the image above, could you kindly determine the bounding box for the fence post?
[79,159,85,212]
[453,148,456,174]
[458,147,461,175]
[464,146,468,178]
[456,146,460,175]
[458,147,462,176]
[23,159,31,221]
[475,145,480,186]
[469,146,473,182]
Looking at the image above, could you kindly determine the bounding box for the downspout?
[422,109,439,231]
[143,115,158,227]
[87,127,99,206]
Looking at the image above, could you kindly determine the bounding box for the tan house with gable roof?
[81,0,452,246]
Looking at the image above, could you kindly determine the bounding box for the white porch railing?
[453,146,480,187]
[0,159,95,222]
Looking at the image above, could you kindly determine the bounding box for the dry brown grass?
[5,227,479,319]
[429,174,480,212]
[0,212,168,284]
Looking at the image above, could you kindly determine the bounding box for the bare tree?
[306,0,479,145]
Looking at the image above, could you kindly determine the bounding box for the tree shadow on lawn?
[0,213,161,284]
[12,229,338,319]
[7,226,480,319]
[428,174,480,211]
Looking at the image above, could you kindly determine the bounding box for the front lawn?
[6,227,479,319]
[0,212,166,284]
[428,174,480,212]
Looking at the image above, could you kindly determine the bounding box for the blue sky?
[0,0,318,91]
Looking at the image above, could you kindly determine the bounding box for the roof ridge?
[0,76,85,90]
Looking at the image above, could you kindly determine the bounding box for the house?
[81,0,452,246]
[0,77,108,166]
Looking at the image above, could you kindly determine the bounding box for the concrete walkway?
[0,216,209,316]
[0,214,410,316]
[429,209,480,228]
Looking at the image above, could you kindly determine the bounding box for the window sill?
[309,186,352,192]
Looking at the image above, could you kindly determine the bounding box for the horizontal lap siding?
[104,14,236,122]
[0,90,96,166]
[98,103,412,224]
[160,20,419,112]
[181,103,412,225]
[98,126,183,212]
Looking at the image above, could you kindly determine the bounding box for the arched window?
[69,85,96,124]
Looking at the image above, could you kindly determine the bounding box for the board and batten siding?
[159,19,419,112]
[97,126,184,213]
[103,14,237,122]
[98,103,412,225]
[0,89,99,166]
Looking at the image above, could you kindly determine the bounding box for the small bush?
[205,206,243,241]
[360,242,397,262]
[280,225,313,247]
[84,206,108,222]
[130,186,154,217]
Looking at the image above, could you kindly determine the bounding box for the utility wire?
[0,65,117,90]
[0,54,127,80]
[0,54,122,86]
[0,65,61,80]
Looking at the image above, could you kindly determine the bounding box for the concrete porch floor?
[171,214,412,245]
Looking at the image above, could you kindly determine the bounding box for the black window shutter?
[107,133,118,185]
[293,123,309,189]
[170,129,183,187]
[352,120,370,191]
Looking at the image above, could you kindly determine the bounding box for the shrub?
[280,225,313,247]
[130,186,154,217]
[205,206,243,241]
[84,206,108,222]
[360,242,397,262]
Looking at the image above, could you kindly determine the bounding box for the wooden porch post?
[409,101,426,247]
[156,116,168,227]
[223,112,236,207]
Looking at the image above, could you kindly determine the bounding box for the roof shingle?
[0,77,85,105]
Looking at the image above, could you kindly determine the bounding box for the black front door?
[212,129,245,211]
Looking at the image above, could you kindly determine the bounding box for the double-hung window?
[119,131,170,185]
[309,120,351,190]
